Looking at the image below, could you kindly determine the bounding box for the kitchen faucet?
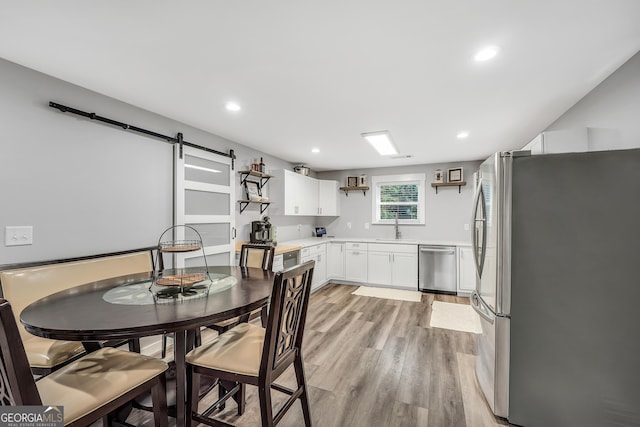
[395,211,401,240]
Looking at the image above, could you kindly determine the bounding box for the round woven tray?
[155,273,206,287]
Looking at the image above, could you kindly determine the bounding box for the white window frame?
[371,173,426,225]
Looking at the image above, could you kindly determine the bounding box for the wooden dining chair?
[185,260,315,427]
[0,298,169,426]
[161,244,276,358]
[208,244,276,333]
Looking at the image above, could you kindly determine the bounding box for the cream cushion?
[186,322,265,377]
[246,249,267,269]
[37,347,168,425]
[0,251,152,369]
[21,334,86,369]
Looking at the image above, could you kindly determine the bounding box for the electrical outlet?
[5,226,33,246]
[347,222,352,229]
[297,224,301,232]
[464,223,470,231]
[364,223,370,229]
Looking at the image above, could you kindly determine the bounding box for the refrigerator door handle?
[471,291,494,324]
[471,181,487,279]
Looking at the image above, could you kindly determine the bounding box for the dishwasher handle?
[419,247,455,255]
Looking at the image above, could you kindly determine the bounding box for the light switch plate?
[5,226,33,246]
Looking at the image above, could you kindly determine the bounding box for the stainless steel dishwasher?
[418,245,457,293]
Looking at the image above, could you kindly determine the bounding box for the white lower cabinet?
[327,242,345,279]
[301,244,327,291]
[367,252,392,285]
[457,245,475,295]
[390,252,418,288]
[367,243,418,289]
[345,242,368,282]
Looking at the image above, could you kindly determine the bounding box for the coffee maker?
[250,217,274,244]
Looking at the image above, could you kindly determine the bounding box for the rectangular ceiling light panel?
[361,131,398,156]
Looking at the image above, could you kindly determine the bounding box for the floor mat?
[429,301,482,334]
[351,286,422,302]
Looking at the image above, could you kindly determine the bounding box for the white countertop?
[279,237,471,248]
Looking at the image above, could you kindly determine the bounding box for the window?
[372,174,425,224]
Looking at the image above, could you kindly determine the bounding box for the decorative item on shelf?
[293,165,310,176]
[259,157,265,173]
[347,176,358,187]
[245,180,262,202]
[447,167,464,183]
[434,169,444,183]
[151,225,212,301]
[358,174,368,186]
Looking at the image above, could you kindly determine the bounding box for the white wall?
[317,160,481,243]
[545,51,640,150]
[0,58,313,264]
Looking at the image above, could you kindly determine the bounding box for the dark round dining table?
[20,266,274,426]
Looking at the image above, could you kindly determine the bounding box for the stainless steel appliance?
[282,250,299,269]
[250,218,273,244]
[418,245,457,293]
[471,149,640,426]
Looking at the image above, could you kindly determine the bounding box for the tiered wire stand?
[150,225,213,302]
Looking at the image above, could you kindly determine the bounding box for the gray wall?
[3,48,638,264]
[317,160,481,243]
[545,51,640,150]
[0,58,313,264]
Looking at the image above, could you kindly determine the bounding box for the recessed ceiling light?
[457,131,470,139]
[225,102,241,112]
[474,46,499,62]
[312,148,320,154]
[361,131,398,156]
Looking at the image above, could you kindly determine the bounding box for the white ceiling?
[1,1,639,171]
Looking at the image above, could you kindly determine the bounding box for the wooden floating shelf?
[339,186,369,196]
[238,200,270,214]
[238,170,272,186]
[431,181,467,194]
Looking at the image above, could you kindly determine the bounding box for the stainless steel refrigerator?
[470,149,640,427]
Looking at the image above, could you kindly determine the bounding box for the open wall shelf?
[339,186,369,196]
[238,170,272,187]
[431,181,467,194]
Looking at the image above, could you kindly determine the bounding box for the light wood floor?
[127,283,511,426]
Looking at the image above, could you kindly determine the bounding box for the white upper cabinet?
[270,170,339,217]
[318,179,340,216]
[522,128,588,155]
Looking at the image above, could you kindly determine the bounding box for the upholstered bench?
[0,247,156,375]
